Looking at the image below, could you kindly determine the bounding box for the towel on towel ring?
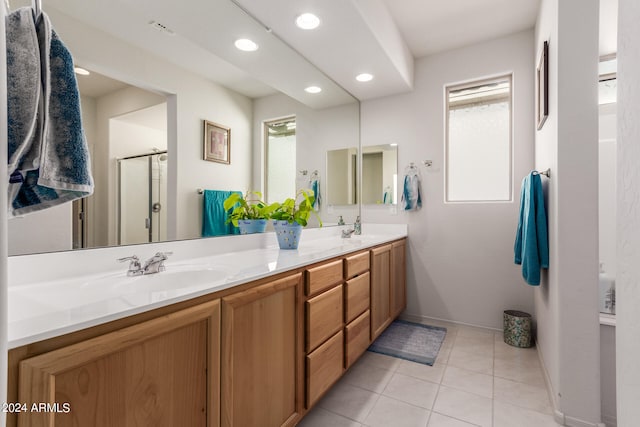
[514,171,549,286]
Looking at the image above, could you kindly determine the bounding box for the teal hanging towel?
[514,172,549,286]
[401,170,422,211]
[202,190,241,237]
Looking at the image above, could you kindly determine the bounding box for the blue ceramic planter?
[272,220,303,249]
[237,219,268,235]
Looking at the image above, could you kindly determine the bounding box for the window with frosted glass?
[265,117,296,204]
[445,76,512,202]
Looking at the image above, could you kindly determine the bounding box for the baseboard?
[399,313,502,333]
[537,341,607,427]
[601,414,617,427]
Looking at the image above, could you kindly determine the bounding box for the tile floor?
[299,319,562,427]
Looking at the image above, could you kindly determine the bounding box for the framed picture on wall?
[536,40,549,130]
[203,120,231,164]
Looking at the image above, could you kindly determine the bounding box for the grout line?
[492,333,496,427]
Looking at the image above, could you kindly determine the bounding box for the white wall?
[600,324,616,427]
[361,30,535,330]
[252,93,360,225]
[616,0,640,424]
[7,205,72,255]
[534,0,602,425]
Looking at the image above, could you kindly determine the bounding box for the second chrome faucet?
[118,252,173,276]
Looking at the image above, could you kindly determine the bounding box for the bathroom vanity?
[5,226,406,426]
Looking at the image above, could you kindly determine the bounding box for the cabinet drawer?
[345,310,371,369]
[344,251,370,279]
[306,331,344,408]
[306,260,344,296]
[306,285,344,352]
[344,272,370,323]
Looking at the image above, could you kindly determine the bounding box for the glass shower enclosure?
[118,152,168,245]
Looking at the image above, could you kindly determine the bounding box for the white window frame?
[444,74,513,203]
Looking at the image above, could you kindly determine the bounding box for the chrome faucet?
[341,228,355,238]
[118,252,173,276]
[354,216,362,235]
[142,252,173,274]
[117,255,143,276]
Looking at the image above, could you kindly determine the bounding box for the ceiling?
[36,0,616,105]
[381,0,541,58]
[75,70,129,98]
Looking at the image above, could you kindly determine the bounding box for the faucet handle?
[142,252,173,274]
[154,251,173,260]
[117,255,143,276]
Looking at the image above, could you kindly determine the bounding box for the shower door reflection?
[118,152,168,245]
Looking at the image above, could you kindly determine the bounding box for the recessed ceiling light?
[390,143,398,146]
[356,73,374,82]
[235,38,259,52]
[305,86,322,94]
[296,13,320,30]
[74,67,90,76]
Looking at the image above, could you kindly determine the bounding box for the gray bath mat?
[368,320,447,365]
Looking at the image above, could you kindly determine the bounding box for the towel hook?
[32,0,42,20]
[535,168,551,178]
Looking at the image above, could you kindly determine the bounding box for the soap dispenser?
[337,215,345,226]
[354,216,361,235]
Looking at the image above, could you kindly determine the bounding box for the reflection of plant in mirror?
[270,189,322,227]
[223,191,278,226]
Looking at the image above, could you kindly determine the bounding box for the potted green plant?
[270,189,322,249]
[223,191,277,234]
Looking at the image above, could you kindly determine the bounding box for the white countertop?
[7,224,407,349]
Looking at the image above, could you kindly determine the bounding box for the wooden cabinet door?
[345,310,371,369]
[390,240,407,319]
[18,300,220,427]
[306,285,344,352]
[370,245,392,341]
[221,273,303,427]
[306,331,344,408]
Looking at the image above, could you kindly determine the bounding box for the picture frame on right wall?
[536,40,549,130]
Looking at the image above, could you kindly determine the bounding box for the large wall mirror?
[7,0,360,255]
[362,144,398,205]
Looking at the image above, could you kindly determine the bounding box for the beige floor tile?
[359,351,402,372]
[436,346,452,364]
[441,366,493,398]
[432,386,492,427]
[493,358,545,387]
[494,341,538,362]
[298,407,363,427]
[342,359,396,393]
[428,412,480,427]
[452,335,494,357]
[382,372,440,409]
[447,347,494,375]
[318,382,380,423]
[493,377,552,415]
[456,325,496,339]
[363,395,431,427]
[396,359,446,384]
[493,400,563,427]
